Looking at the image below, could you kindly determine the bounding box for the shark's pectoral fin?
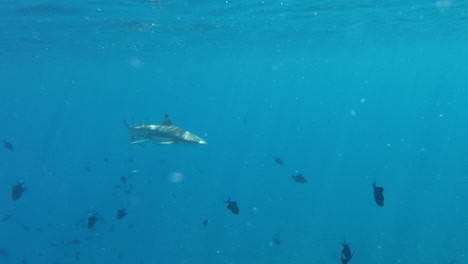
[131,139,150,144]
[156,140,176,145]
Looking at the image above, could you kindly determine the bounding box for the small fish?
[11,183,26,200]
[20,223,30,232]
[1,214,13,222]
[202,219,208,227]
[68,239,80,246]
[341,241,354,264]
[273,157,284,165]
[272,237,281,246]
[84,167,91,172]
[292,173,307,183]
[116,209,127,220]
[3,141,14,151]
[103,157,109,162]
[120,177,127,184]
[372,181,384,207]
[87,214,97,229]
[226,198,239,215]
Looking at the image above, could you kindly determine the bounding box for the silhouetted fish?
[3,141,14,151]
[67,239,80,247]
[120,177,127,184]
[292,173,307,183]
[1,214,13,222]
[11,183,26,200]
[341,241,354,264]
[116,209,127,220]
[372,181,384,207]
[87,214,97,229]
[202,219,208,227]
[272,237,281,246]
[273,157,284,165]
[226,198,239,215]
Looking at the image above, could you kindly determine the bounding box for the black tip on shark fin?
[161,113,173,126]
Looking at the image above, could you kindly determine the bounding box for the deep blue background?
[0,0,467,263]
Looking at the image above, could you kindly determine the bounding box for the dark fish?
[341,241,354,264]
[1,214,13,222]
[116,209,127,220]
[372,181,384,207]
[68,239,80,246]
[11,183,26,200]
[128,157,134,163]
[292,173,307,183]
[20,224,30,232]
[120,177,127,184]
[87,214,97,229]
[84,167,91,172]
[3,141,14,151]
[202,219,208,227]
[273,157,284,165]
[272,237,281,246]
[226,198,239,215]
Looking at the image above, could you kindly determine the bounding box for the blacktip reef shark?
[124,114,207,145]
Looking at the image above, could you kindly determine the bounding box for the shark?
[124,114,207,145]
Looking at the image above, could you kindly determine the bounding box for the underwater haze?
[1,0,467,263]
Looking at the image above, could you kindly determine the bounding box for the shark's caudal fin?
[160,113,173,126]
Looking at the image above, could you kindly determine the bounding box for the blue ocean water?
[1,0,468,263]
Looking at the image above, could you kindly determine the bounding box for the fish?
[341,241,354,264]
[116,209,127,220]
[11,183,26,200]
[1,214,13,222]
[292,173,307,183]
[120,177,127,184]
[124,114,207,145]
[202,219,208,227]
[372,181,384,207]
[272,237,281,246]
[3,141,14,151]
[67,239,80,246]
[87,214,97,229]
[273,157,284,165]
[226,198,239,215]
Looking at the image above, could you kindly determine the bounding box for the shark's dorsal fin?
[161,113,173,126]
